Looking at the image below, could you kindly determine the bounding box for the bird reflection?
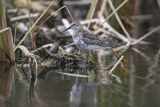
[69,78,98,107]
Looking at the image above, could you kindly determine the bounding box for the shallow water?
[1,45,160,107]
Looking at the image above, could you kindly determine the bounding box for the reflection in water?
[69,79,98,107]
[2,47,160,107]
[70,82,82,107]
[0,63,14,107]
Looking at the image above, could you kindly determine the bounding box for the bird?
[62,20,114,59]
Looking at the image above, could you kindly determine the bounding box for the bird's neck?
[72,28,81,37]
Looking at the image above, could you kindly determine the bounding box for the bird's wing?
[76,29,113,48]
[80,29,98,39]
[80,32,111,47]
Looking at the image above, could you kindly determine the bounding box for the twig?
[99,17,130,44]
[132,47,151,62]
[97,0,128,30]
[18,45,34,57]
[14,2,75,51]
[64,0,91,5]
[31,43,53,53]
[99,0,107,17]
[14,0,57,51]
[99,44,129,56]
[51,5,73,21]
[131,14,154,22]
[86,0,98,28]
[105,0,128,21]
[42,5,74,27]
[7,8,18,14]
[10,13,39,22]
[107,0,131,40]
[0,27,10,34]
[109,55,124,75]
[64,42,75,48]
[132,25,160,45]
[112,49,127,72]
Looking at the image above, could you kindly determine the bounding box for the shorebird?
[62,21,114,59]
[63,21,113,50]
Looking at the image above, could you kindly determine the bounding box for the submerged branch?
[109,55,124,75]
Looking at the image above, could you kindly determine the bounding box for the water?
[1,46,160,107]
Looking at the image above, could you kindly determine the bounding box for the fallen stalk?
[54,71,89,78]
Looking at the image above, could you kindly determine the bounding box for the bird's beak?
[62,24,74,33]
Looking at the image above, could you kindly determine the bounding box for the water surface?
[1,45,160,107]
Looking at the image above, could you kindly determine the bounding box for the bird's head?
[62,21,82,32]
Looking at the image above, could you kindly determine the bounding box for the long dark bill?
[62,24,74,33]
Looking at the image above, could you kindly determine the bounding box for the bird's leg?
[82,50,89,72]
[77,48,88,61]
[81,50,88,61]
[77,48,85,58]
[85,51,89,62]
[77,48,81,55]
